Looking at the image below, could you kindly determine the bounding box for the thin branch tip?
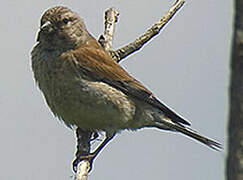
[111,0,185,62]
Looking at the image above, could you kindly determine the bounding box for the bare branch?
[75,161,90,180]
[109,0,185,62]
[73,129,92,180]
[98,7,119,51]
[74,8,120,180]
[74,1,184,178]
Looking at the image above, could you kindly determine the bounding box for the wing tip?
[172,115,191,126]
[179,118,191,126]
[206,139,222,151]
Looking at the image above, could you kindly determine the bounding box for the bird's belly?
[48,78,136,131]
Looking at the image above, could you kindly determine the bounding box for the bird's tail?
[153,117,222,151]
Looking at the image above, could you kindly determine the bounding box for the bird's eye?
[62,18,69,24]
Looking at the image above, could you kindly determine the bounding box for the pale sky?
[0,0,231,179]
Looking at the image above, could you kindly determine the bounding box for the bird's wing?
[71,38,190,126]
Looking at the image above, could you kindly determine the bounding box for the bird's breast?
[31,49,136,131]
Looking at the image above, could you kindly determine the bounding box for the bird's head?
[37,6,91,50]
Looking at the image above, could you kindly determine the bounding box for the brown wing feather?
[72,38,151,92]
[71,38,190,126]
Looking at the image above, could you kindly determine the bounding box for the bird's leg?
[72,128,92,172]
[73,130,115,172]
[76,132,115,172]
[89,132,116,160]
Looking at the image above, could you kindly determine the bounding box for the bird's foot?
[72,153,96,173]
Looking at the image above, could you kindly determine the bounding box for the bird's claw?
[72,153,96,173]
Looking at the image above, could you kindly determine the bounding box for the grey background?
[0,0,230,180]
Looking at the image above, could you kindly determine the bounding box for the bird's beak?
[37,21,53,42]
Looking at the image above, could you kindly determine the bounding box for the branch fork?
[74,1,185,179]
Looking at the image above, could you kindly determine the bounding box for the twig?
[74,1,185,179]
[75,161,90,180]
[109,0,185,62]
[74,129,92,180]
[98,7,119,51]
[74,9,119,180]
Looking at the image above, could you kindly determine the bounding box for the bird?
[31,6,221,170]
